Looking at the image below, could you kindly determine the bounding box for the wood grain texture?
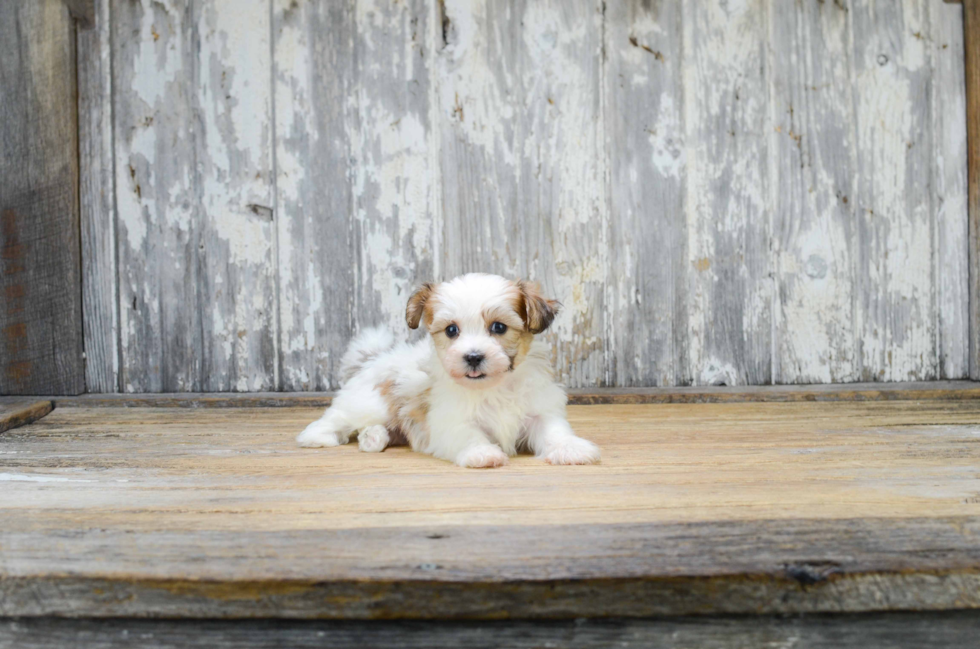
[934,0,971,380]
[62,0,95,28]
[77,0,119,393]
[851,0,937,382]
[0,0,85,396]
[42,380,980,408]
[682,0,772,386]
[274,0,355,392]
[966,0,980,379]
[80,0,971,391]
[4,402,980,617]
[112,0,276,393]
[0,400,53,434]
[437,0,608,386]
[352,0,439,337]
[604,0,685,387]
[769,0,858,384]
[4,613,980,649]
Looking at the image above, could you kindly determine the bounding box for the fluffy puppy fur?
[296,273,601,468]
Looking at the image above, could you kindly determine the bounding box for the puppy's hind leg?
[296,386,388,448]
[358,425,390,453]
[296,406,354,448]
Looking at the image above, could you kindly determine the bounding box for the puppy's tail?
[339,327,396,385]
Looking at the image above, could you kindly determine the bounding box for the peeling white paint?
[92,0,970,391]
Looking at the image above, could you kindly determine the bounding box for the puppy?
[296,273,600,468]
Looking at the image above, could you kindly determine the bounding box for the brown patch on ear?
[406,283,434,329]
[517,280,560,334]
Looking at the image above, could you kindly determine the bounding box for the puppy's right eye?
[445,324,459,339]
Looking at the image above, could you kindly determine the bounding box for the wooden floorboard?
[44,379,980,408]
[2,401,980,618]
[0,400,52,434]
[3,612,980,649]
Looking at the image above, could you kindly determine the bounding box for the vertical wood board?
[681,0,772,386]
[965,0,980,380]
[603,0,686,387]
[0,0,85,395]
[932,0,970,380]
[78,0,119,393]
[769,0,859,384]
[351,0,439,336]
[850,0,937,382]
[111,0,276,392]
[437,0,608,386]
[273,0,355,392]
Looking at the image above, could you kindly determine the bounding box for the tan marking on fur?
[375,378,430,450]
[400,395,431,450]
[514,332,534,367]
[517,280,561,334]
[406,283,434,329]
[422,291,441,328]
[482,306,526,372]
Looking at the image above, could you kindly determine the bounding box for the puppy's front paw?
[296,420,347,448]
[456,444,509,469]
[358,425,389,453]
[543,436,600,465]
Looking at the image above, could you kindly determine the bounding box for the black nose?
[464,352,484,368]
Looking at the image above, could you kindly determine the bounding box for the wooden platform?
[3,392,980,624]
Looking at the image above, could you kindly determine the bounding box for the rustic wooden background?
[72,0,968,392]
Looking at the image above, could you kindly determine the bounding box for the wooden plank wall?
[0,0,85,395]
[77,0,971,392]
[966,0,980,380]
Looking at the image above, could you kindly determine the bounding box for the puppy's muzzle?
[464,351,486,379]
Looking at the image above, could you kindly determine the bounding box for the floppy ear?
[518,280,561,334]
[405,283,434,330]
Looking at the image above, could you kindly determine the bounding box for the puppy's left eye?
[490,322,507,335]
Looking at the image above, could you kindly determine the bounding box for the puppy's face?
[406,274,560,389]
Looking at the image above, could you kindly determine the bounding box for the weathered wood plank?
[4,402,980,617]
[850,0,937,381]
[437,0,608,386]
[41,380,980,408]
[681,0,771,386]
[2,518,980,618]
[0,0,85,396]
[604,0,684,387]
[112,0,276,393]
[966,0,980,379]
[3,613,980,649]
[78,0,119,393]
[0,400,53,434]
[351,0,439,336]
[274,0,355,392]
[770,0,858,384]
[112,0,196,392]
[196,0,277,392]
[933,1,970,380]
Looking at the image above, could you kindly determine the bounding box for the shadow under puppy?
[297,273,601,468]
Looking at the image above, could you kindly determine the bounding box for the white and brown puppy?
[296,273,600,468]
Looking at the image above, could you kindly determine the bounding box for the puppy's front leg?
[429,422,509,469]
[526,415,601,465]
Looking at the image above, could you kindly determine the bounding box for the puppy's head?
[406,273,560,389]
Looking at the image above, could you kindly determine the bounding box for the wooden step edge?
[3,612,980,648]
[0,400,53,433]
[3,568,980,620]
[31,380,980,408]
